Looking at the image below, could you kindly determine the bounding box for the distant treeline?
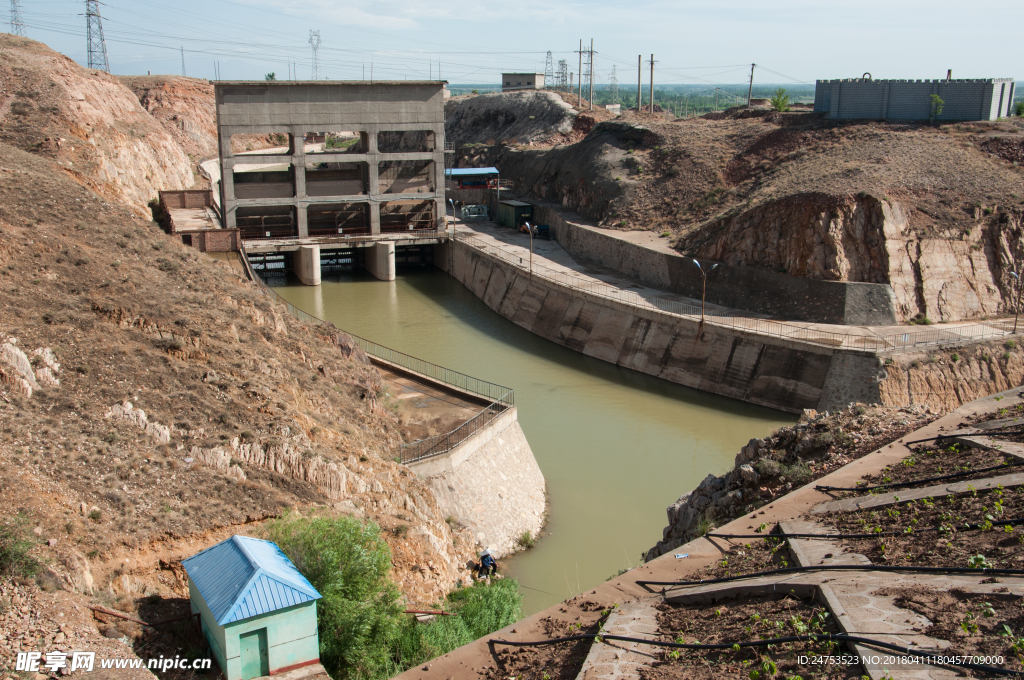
[447,83,816,115]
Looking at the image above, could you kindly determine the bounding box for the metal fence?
[238,244,514,463]
[396,394,512,463]
[453,232,1016,352]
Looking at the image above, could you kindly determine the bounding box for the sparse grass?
[0,513,40,578]
[516,530,535,549]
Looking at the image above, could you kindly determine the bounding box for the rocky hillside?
[118,76,218,161]
[0,36,196,214]
[0,135,477,663]
[454,105,1024,323]
[445,90,579,145]
[646,402,937,561]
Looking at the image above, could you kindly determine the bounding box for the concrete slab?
[577,601,661,680]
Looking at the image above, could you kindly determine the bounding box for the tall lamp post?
[524,221,534,280]
[1011,271,1023,334]
[448,199,457,236]
[692,259,719,325]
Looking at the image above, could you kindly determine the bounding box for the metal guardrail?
[396,394,512,463]
[453,232,1016,352]
[238,244,514,463]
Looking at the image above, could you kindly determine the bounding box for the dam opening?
[270,267,793,614]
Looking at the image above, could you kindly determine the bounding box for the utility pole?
[636,55,641,112]
[588,39,594,111]
[648,54,656,113]
[180,47,186,77]
[10,0,25,37]
[309,30,321,80]
[715,88,719,111]
[577,40,583,107]
[85,0,110,73]
[747,63,756,107]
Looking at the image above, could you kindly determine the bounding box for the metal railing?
[397,396,512,463]
[238,244,514,463]
[453,232,1017,352]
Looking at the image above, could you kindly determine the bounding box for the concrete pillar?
[370,203,381,235]
[365,242,395,281]
[295,245,321,286]
[297,206,308,238]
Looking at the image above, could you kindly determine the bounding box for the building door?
[239,628,269,680]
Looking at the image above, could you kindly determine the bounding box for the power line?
[10,0,25,36]
[84,0,110,72]
[308,29,321,80]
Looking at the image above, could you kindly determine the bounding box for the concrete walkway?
[453,218,1016,352]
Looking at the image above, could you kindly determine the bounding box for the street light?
[448,198,456,236]
[524,221,534,280]
[1011,271,1023,334]
[692,258,719,326]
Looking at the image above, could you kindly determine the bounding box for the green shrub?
[769,88,790,112]
[1006,340,1017,350]
[268,513,523,679]
[516,530,535,549]
[781,462,812,487]
[391,579,522,670]
[753,457,781,478]
[267,513,403,680]
[0,514,40,578]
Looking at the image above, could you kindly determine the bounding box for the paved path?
[454,218,1016,352]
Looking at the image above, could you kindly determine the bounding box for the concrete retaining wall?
[437,240,886,414]
[533,205,898,326]
[408,407,546,556]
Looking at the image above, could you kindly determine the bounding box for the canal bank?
[271,268,792,614]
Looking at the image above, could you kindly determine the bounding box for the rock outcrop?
[645,403,936,561]
[678,193,1023,323]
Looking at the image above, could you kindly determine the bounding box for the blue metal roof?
[445,167,499,177]
[182,535,321,625]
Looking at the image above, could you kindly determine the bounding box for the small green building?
[495,200,533,230]
[182,535,322,680]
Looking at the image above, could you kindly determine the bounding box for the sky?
[14,0,1024,88]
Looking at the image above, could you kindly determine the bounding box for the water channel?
[271,267,794,615]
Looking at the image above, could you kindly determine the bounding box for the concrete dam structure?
[436,239,881,414]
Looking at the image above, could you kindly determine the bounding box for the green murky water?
[272,268,793,615]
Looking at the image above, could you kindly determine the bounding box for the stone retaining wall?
[408,407,546,557]
[436,239,885,414]
[532,204,898,326]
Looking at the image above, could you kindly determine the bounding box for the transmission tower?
[180,47,186,77]
[309,30,321,80]
[557,59,568,91]
[609,65,618,103]
[544,51,554,89]
[10,0,25,36]
[85,0,110,73]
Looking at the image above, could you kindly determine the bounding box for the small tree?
[1015,101,1024,117]
[929,94,945,123]
[265,72,277,81]
[769,87,790,112]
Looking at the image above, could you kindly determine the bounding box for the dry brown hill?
[0,140,475,611]
[463,106,1024,322]
[0,35,197,213]
[118,76,218,162]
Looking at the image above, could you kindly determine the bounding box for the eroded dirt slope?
[0,36,196,213]
[0,142,476,618]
